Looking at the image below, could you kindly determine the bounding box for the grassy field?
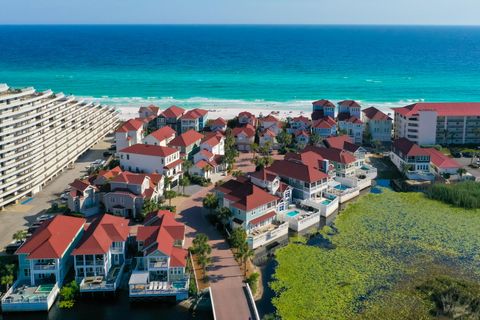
[270,190,480,320]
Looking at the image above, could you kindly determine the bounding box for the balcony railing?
[248,221,289,249]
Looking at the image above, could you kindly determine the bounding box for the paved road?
[175,187,256,320]
[0,136,113,253]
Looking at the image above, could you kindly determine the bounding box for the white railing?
[248,222,289,249]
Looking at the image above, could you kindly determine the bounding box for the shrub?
[426,181,480,209]
[246,272,260,294]
[59,281,79,308]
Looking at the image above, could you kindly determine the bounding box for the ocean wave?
[79,95,422,115]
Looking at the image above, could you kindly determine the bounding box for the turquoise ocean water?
[1,25,480,112]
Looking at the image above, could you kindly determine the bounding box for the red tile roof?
[17,216,86,259]
[119,144,178,157]
[284,151,325,170]
[393,102,480,117]
[169,129,204,148]
[73,214,129,255]
[216,179,278,211]
[295,130,310,137]
[267,159,329,182]
[199,149,214,158]
[324,135,353,149]
[338,100,361,108]
[392,138,430,157]
[149,126,176,142]
[97,166,123,180]
[201,134,223,147]
[362,107,392,121]
[260,128,276,137]
[291,115,310,124]
[304,145,357,164]
[161,105,185,118]
[70,179,94,192]
[170,247,188,267]
[211,117,227,126]
[260,115,279,123]
[312,99,335,108]
[116,119,144,133]
[111,172,148,185]
[239,111,255,118]
[250,168,278,182]
[424,148,461,169]
[232,125,256,138]
[249,211,276,226]
[164,158,183,170]
[313,116,336,129]
[139,105,160,114]
[181,108,208,120]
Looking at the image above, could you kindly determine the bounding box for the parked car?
[451,152,462,158]
[28,223,42,234]
[5,240,24,254]
[103,151,112,157]
[60,192,69,201]
[463,152,473,158]
[109,144,116,151]
[36,214,54,222]
[469,164,479,169]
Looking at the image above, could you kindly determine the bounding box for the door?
[114,254,119,265]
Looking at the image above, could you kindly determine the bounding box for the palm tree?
[164,190,176,206]
[203,163,213,178]
[202,193,218,215]
[179,176,190,195]
[235,242,255,277]
[251,143,259,158]
[192,233,211,256]
[401,163,412,177]
[457,168,467,178]
[12,230,27,242]
[197,253,212,279]
[164,176,172,190]
[310,133,321,146]
[216,207,232,228]
[182,160,193,175]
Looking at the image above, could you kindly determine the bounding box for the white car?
[36,214,54,222]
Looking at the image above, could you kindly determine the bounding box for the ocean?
[1,25,480,113]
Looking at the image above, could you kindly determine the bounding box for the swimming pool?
[321,199,332,205]
[334,185,350,191]
[286,210,300,217]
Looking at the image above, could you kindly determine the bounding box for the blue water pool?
[287,210,300,217]
[321,199,332,205]
[334,185,350,191]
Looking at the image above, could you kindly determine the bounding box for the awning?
[249,211,276,226]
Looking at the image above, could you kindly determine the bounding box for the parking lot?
[456,156,480,181]
[0,136,114,254]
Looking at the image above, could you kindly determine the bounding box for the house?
[424,148,461,177]
[157,106,185,131]
[129,210,188,301]
[323,135,366,161]
[312,117,337,139]
[288,115,311,134]
[232,124,256,151]
[93,166,123,186]
[143,126,177,147]
[1,216,86,312]
[179,108,208,133]
[258,114,282,135]
[312,99,335,120]
[200,132,225,156]
[259,129,278,150]
[72,214,129,293]
[118,144,182,187]
[362,107,393,143]
[191,149,224,178]
[168,129,204,159]
[295,130,310,146]
[104,171,164,218]
[214,177,288,249]
[392,102,480,145]
[67,179,100,217]
[336,100,364,144]
[238,111,257,127]
[209,117,227,132]
[390,138,434,181]
[138,105,161,119]
[115,119,144,152]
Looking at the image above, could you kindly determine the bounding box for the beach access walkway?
[175,186,257,320]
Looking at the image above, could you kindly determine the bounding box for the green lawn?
[270,190,480,320]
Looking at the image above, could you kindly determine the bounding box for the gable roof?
[312,99,335,108]
[139,105,160,114]
[111,171,149,185]
[211,117,227,126]
[161,105,185,118]
[362,106,392,121]
[291,115,311,124]
[250,168,278,182]
[119,144,177,157]
[169,129,204,148]
[232,124,256,138]
[116,119,144,133]
[313,116,336,129]
[338,100,361,108]
[393,102,480,117]
[70,179,94,192]
[180,108,208,120]
[97,166,123,180]
[72,214,129,255]
[392,138,430,157]
[260,114,279,123]
[148,126,176,142]
[17,216,86,259]
[323,135,353,149]
[267,159,329,183]
[424,148,461,169]
[215,179,278,211]
[304,145,357,164]
[284,151,325,170]
[201,133,223,147]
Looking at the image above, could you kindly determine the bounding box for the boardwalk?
[175,187,256,320]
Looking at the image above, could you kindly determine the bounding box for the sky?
[1,0,479,25]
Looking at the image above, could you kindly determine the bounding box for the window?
[24,268,30,277]
[126,155,130,160]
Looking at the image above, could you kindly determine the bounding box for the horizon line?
[1,23,480,27]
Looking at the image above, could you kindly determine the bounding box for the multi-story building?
[143,126,176,146]
[362,107,392,142]
[337,100,364,144]
[0,84,119,209]
[115,118,144,152]
[68,179,100,217]
[129,210,188,301]
[258,114,281,135]
[312,117,337,139]
[312,99,335,120]
[168,129,204,159]
[118,144,182,187]
[238,111,257,127]
[209,117,227,132]
[1,216,86,312]
[72,214,129,293]
[179,108,208,133]
[200,132,225,156]
[259,129,278,150]
[138,105,160,119]
[156,106,185,132]
[393,102,480,145]
[287,115,310,134]
[232,124,256,151]
[390,138,434,181]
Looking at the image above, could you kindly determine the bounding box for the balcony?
[128,272,189,301]
[79,264,124,293]
[0,281,59,312]
[247,221,289,249]
[279,205,321,232]
[300,193,339,218]
[32,262,57,271]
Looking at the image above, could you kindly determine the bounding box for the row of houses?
[1,211,189,312]
[214,135,377,249]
